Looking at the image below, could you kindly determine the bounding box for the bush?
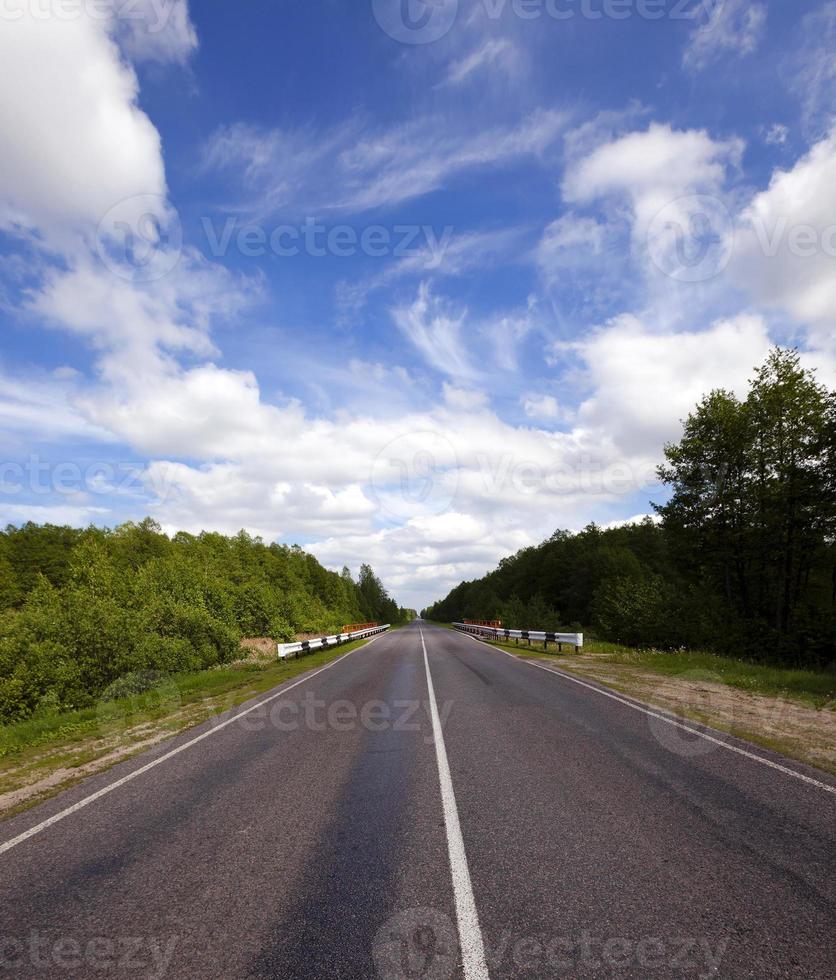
[0,522,410,723]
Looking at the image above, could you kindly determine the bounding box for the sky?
[0,0,834,611]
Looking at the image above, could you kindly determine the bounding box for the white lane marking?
[449,628,836,796]
[420,627,490,980]
[0,632,391,857]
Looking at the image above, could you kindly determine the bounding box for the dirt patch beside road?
[530,651,836,775]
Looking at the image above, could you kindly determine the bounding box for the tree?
[426,349,835,665]
[0,521,411,722]
[657,348,835,660]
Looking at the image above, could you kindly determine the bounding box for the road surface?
[1,621,834,978]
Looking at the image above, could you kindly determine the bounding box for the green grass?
[449,628,836,709]
[0,635,374,763]
[581,642,835,707]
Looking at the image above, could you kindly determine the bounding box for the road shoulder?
[459,632,836,778]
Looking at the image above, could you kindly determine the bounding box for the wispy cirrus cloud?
[784,2,836,135]
[683,0,767,71]
[336,225,529,319]
[439,38,519,86]
[204,108,568,216]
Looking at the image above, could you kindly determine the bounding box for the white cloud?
[562,123,742,291]
[564,123,740,234]
[521,394,564,422]
[482,310,537,373]
[441,38,518,86]
[52,339,675,607]
[0,2,254,405]
[0,11,165,246]
[205,109,567,216]
[310,513,528,611]
[538,215,609,272]
[765,124,789,147]
[785,3,836,133]
[336,226,526,319]
[561,312,773,456]
[733,129,836,356]
[0,503,110,526]
[0,371,114,443]
[535,214,623,313]
[601,513,659,531]
[29,252,256,383]
[683,0,767,71]
[115,0,198,64]
[392,284,477,382]
[443,385,488,411]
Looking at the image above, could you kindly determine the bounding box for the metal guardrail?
[277,624,390,660]
[453,622,583,650]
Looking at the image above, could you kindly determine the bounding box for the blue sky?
[1,0,835,609]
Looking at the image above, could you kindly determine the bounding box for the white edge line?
[420,627,490,980]
[0,631,390,857]
[452,627,836,796]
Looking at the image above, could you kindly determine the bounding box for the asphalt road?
[1,621,834,979]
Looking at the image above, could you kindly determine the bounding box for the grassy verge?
[509,637,835,707]
[453,629,836,775]
[0,634,376,820]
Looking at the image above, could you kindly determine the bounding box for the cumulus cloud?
[0,12,166,246]
[564,123,741,235]
[560,313,773,456]
[733,128,836,357]
[521,394,564,422]
[310,513,530,611]
[562,123,743,293]
[0,2,253,393]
